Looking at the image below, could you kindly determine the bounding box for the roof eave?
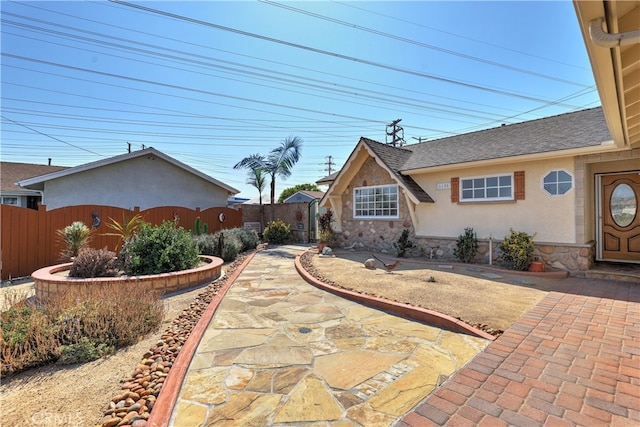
[401,140,619,175]
[574,0,639,148]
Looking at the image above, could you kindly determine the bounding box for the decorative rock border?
[32,256,224,303]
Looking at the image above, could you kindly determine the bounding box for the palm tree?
[246,166,267,228]
[234,136,303,220]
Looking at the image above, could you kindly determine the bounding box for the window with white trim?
[1,197,18,206]
[354,184,398,218]
[461,174,513,201]
[543,170,572,195]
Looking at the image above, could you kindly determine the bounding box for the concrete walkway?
[400,277,640,426]
[168,245,490,426]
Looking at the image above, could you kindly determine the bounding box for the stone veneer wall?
[339,157,414,252]
[412,237,594,272]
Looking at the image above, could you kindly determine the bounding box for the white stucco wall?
[411,157,577,244]
[42,156,230,210]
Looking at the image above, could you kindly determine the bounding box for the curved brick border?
[146,250,258,427]
[32,256,224,303]
[295,250,496,341]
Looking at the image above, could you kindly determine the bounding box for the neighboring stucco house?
[17,148,239,210]
[1,162,68,209]
[319,2,639,273]
[283,190,325,204]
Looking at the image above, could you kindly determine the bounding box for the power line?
[0,115,104,155]
[107,0,585,107]
[260,0,590,88]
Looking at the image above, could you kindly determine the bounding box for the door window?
[610,183,636,227]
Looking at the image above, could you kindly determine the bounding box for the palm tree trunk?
[259,195,264,231]
[270,177,276,220]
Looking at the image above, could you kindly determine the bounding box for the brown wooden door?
[601,173,640,262]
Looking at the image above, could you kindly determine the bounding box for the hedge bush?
[263,219,291,244]
[122,221,199,275]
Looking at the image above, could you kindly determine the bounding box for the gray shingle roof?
[361,137,435,203]
[402,107,610,171]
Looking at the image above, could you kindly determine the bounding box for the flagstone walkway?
[168,245,490,426]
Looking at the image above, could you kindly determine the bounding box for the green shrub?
[217,231,242,262]
[454,227,479,263]
[498,228,537,271]
[56,221,91,261]
[122,221,199,275]
[69,247,120,278]
[225,228,260,251]
[57,337,113,365]
[263,219,291,244]
[194,233,217,256]
[193,230,243,261]
[394,229,415,257]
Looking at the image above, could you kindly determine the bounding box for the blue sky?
[1,1,600,200]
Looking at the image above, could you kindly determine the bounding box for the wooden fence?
[0,204,242,281]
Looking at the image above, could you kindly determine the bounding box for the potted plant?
[317,209,334,251]
[529,256,545,272]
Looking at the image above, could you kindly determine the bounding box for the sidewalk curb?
[147,250,259,427]
[295,250,496,341]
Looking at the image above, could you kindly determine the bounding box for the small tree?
[317,209,334,243]
[453,227,478,263]
[234,136,303,219]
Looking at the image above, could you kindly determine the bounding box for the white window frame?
[1,196,19,206]
[460,173,514,202]
[542,169,573,196]
[353,184,399,219]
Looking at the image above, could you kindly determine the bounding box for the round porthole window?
[610,183,636,227]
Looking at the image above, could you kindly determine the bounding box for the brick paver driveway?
[399,279,640,426]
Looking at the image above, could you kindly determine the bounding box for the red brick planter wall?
[32,256,223,303]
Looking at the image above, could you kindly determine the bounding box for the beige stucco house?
[319,1,640,272]
[17,148,239,210]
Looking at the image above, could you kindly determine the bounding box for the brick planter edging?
[147,250,259,427]
[32,256,224,303]
[295,250,496,341]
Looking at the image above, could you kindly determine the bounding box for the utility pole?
[386,119,405,147]
[412,136,428,143]
[322,155,336,176]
